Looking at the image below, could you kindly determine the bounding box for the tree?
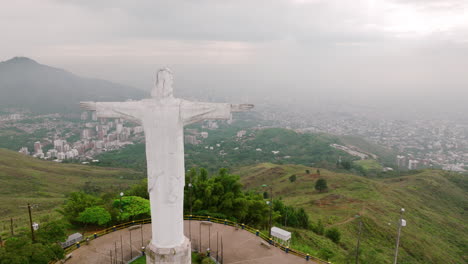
[125,179,149,199]
[342,161,352,170]
[313,219,325,235]
[113,196,150,221]
[289,174,297,183]
[36,221,67,243]
[0,235,64,264]
[316,169,320,175]
[325,228,341,243]
[305,169,310,174]
[77,206,111,226]
[315,178,328,192]
[58,192,101,223]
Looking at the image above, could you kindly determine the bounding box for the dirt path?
[327,207,366,228]
[65,221,320,264]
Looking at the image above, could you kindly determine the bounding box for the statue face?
[152,68,174,99]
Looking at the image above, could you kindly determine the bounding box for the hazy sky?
[1,0,467,114]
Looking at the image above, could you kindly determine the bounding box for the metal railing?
[60,216,331,264]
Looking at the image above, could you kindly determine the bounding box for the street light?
[355,214,363,264]
[262,184,273,238]
[188,180,193,243]
[393,208,406,264]
[119,192,124,221]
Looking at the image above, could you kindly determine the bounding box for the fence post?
[112,226,116,232]
[255,230,259,236]
[76,242,80,248]
[241,224,245,230]
[285,247,289,253]
[306,254,310,261]
[224,219,227,225]
[93,233,97,239]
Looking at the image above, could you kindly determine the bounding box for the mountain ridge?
[0,57,147,113]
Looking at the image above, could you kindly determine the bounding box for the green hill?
[97,127,358,172]
[235,163,467,264]
[0,148,143,234]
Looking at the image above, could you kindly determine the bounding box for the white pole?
[393,208,405,264]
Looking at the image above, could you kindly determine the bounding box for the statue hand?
[231,104,254,112]
[80,101,97,111]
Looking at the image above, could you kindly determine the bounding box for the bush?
[77,206,111,226]
[289,174,297,182]
[318,248,335,260]
[312,219,325,235]
[325,228,341,243]
[201,257,216,264]
[315,178,328,192]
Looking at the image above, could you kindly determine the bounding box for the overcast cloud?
[1,0,467,116]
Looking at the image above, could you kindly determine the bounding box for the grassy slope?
[339,135,396,165]
[235,163,467,264]
[354,159,383,171]
[0,148,143,233]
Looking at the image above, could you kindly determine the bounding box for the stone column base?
[146,237,191,264]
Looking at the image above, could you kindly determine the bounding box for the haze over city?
[1,0,468,117]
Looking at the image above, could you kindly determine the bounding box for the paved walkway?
[66,221,317,264]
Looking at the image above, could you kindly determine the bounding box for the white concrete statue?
[80,68,253,263]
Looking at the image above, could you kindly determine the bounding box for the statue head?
[152,68,174,99]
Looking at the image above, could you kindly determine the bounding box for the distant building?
[54,139,66,152]
[200,132,209,139]
[184,135,199,145]
[237,130,247,138]
[408,159,419,170]
[57,152,66,160]
[207,121,218,129]
[9,114,21,120]
[34,141,42,154]
[396,155,407,169]
[18,147,29,155]
[116,123,123,134]
[80,111,88,120]
[46,149,58,158]
[81,129,93,139]
[133,126,144,134]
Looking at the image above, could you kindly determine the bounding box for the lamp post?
[355,215,363,264]
[262,184,273,237]
[119,192,124,221]
[393,208,406,264]
[20,204,38,242]
[28,203,35,242]
[188,180,193,243]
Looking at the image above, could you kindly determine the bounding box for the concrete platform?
[65,221,318,264]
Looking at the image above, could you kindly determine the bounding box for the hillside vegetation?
[97,127,357,172]
[0,148,143,234]
[235,163,467,264]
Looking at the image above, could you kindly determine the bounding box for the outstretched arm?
[80,101,142,123]
[181,100,254,125]
[231,104,254,112]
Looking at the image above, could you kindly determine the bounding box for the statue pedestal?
[146,237,191,264]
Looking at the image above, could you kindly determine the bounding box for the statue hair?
[152,68,174,98]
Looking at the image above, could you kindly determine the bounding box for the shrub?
[325,228,341,243]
